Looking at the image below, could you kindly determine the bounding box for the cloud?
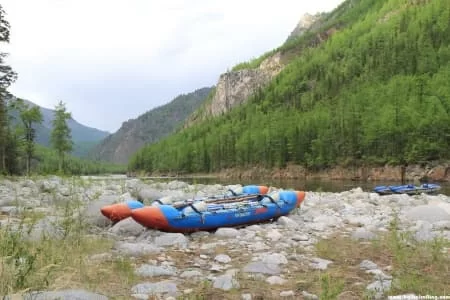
[1,0,344,132]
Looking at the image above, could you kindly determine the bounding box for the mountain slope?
[9,99,110,157]
[90,87,212,164]
[129,0,450,174]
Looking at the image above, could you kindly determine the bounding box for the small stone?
[266,276,287,285]
[215,254,232,264]
[131,280,178,296]
[262,253,288,265]
[135,264,177,277]
[242,261,280,275]
[280,290,295,297]
[359,260,378,270]
[292,234,309,241]
[277,216,299,228]
[302,291,319,300]
[213,274,240,291]
[310,257,333,270]
[180,270,203,279]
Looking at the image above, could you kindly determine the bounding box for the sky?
[2,0,344,133]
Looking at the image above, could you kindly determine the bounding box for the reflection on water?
[152,177,450,196]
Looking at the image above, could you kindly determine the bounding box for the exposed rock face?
[286,13,324,41]
[187,53,283,124]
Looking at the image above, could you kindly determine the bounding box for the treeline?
[129,0,450,173]
[34,145,125,175]
[0,5,125,176]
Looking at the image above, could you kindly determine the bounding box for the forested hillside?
[90,87,212,163]
[129,0,450,174]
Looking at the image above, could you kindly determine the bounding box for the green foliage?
[0,4,17,174]
[34,145,126,175]
[130,0,450,173]
[50,101,73,172]
[12,98,43,175]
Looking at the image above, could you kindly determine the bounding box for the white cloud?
[1,0,344,132]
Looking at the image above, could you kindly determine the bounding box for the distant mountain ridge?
[9,98,110,157]
[90,87,213,164]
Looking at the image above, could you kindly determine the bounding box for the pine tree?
[51,101,73,173]
[13,99,43,175]
[0,5,17,173]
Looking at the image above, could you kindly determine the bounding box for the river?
[150,177,450,196]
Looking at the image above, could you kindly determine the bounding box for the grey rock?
[135,264,177,277]
[214,254,232,264]
[262,253,288,265]
[213,274,240,291]
[137,187,163,203]
[302,291,319,300]
[131,280,177,296]
[265,275,286,285]
[277,216,299,228]
[406,205,450,223]
[246,225,263,231]
[242,261,280,275]
[209,264,225,272]
[154,233,189,248]
[109,218,146,237]
[359,260,378,270]
[115,242,161,256]
[26,216,63,241]
[310,257,333,270]
[82,195,118,227]
[215,227,240,238]
[179,270,203,279]
[292,234,309,241]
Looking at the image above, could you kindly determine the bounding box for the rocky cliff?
[286,13,325,42]
[209,52,284,117]
[186,52,283,126]
[186,12,328,126]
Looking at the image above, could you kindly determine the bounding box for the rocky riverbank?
[212,163,450,182]
[1,176,449,299]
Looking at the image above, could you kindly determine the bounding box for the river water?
[151,177,450,196]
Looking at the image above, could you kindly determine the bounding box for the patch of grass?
[0,199,137,298]
[308,224,450,299]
